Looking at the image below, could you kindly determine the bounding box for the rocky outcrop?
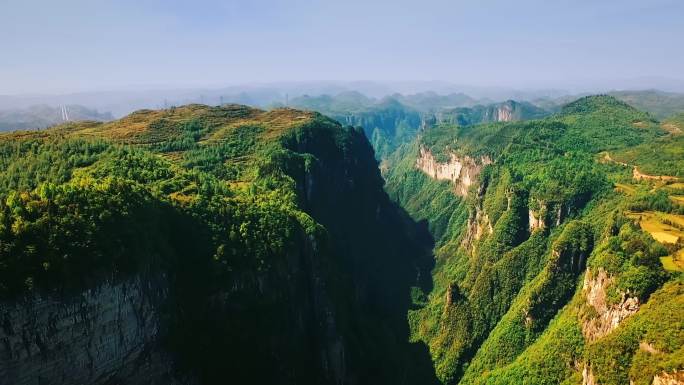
[582,356,683,385]
[582,269,640,341]
[528,201,566,232]
[582,365,597,385]
[463,205,494,251]
[416,146,492,196]
[0,274,183,385]
[493,103,514,122]
[529,207,545,232]
[653,371,684,385]
[434,100,548,127]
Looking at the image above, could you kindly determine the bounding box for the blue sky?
[1,0,683,94]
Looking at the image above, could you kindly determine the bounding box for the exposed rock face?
[463,205,494,251]
[653,371,684,385]
[582,365,597,385]
[444,283,462,311]
[528,201,566,232]
[582,269,640,341]
[529,207,545,232]
[639,341,661,354]
[416,146,492,196]
[493,103,514,122]
[434,100,548,127]
[0,275,183,385]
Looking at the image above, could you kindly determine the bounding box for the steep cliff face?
[528,201,565,232]
[0,105,438,385]
[528,207,545,231]
[653,371,684,385]
[582,365,597,385]
[463,205,493,250]
[0,274,183,385]
[382,96,682,385]
[582,269,640,341]
[492,102,515,122]
[435,100,548,126]
[415,146,492,196]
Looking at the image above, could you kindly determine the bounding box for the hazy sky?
[2,0,683,94]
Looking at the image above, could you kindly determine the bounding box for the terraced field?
[627,211,683,243]
[626,211,684,272]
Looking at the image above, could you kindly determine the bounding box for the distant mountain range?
[0,105,113,132]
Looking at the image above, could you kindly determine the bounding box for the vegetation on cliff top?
[385,95,683,384]
[0,104,439,384]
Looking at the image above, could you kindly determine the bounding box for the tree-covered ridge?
[435,100,548,127]
[420,95,664,161]
[0,104,330,297]
[0,104,439,384]
[608,90,684,120]
[290,93,424,159]
[290,92,553,162]
[384,94,683,384]
[534,90,684,121]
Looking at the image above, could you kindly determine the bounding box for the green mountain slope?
[384,95,683,384]
[0,104,438,385]
[436,100,548,126]
[290,93,550,161]
[609,90,684,120]
[290,94,423,159]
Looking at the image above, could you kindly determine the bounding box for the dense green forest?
[290,93,424,159]
[289,93,551,160]
[436,100,548,126]
[0,104,438,384]
[384,95,683,384]
[0,94,682,385]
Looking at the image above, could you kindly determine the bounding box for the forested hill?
[289,93,551,160]
[0,104,438,384]
[1,96,682,385]
[0,104,113,131]
[290,94,423,159]
[384,95,684,385]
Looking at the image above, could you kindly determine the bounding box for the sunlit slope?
[384,95,683,384]
[0,104,438,384]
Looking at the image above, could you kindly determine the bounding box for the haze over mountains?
[1,0,683,384]
[1,89,682,385]
[2,83,684,132]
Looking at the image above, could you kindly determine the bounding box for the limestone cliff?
[0,106,439,385]
[653,371,684,385]
[434,100,549,127]
[582,365,597,385]
[528,203,546,232]
[582,269,640,341]
[528,201,565,232]
[492,102,515,122]
[0,274,184,385]
[582,366,684,385]
[415,146,492,196]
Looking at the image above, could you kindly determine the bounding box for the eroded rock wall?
[416,146,492,196]
[0,274,182,385]
[582,269,640,342]
[653,371,684,385]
